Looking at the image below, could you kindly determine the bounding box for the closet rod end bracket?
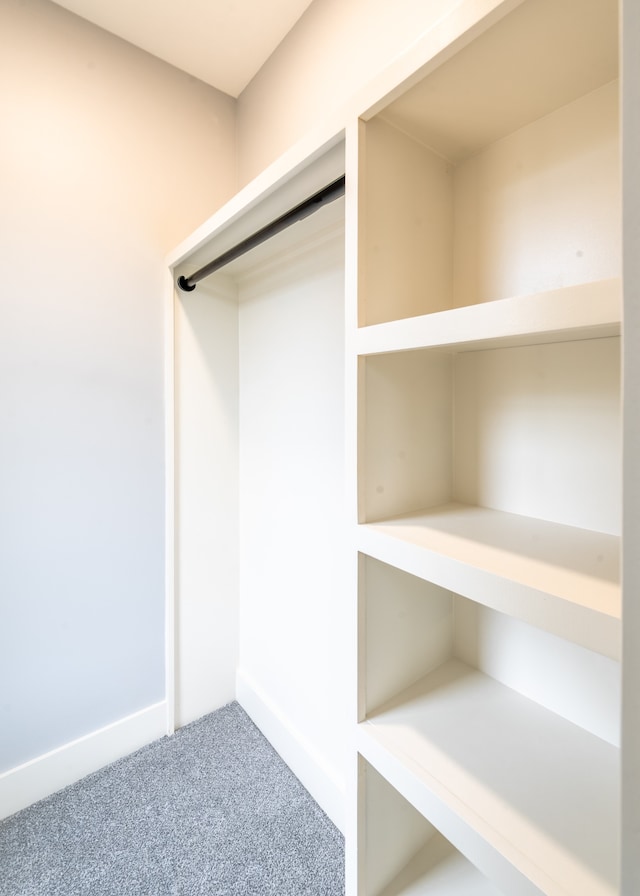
[177,275,196,292]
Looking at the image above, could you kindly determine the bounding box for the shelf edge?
[356,516,621,660]
[357,279,621,356]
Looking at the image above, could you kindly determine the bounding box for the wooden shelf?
[358,659,619,896]
[378,835,504,896]
[353,0,624,891]
[358,503,620,660]
[356,279,621,357]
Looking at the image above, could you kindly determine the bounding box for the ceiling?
[50,0,315,98]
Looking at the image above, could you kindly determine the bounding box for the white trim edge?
[0,701,167,820]
[236,669,345,833]
[164,267,176,737]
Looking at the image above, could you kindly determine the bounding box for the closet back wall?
[237,224,348,827]
[0,0,235,777]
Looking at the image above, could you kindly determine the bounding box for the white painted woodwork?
[170,139,349,820]
[361,556,620,744]
[167,0,636,892]
[378,839,506,896]
[173,276,239,726]
[358,661,619,896]
[453,338,620,533]
[353,0,623,893]
[374,0,617,165]
[170,138,345,277]
[361,759,505,896]
[359,505,619,660]
[362,42,619,326]
[237,668,345,830]
[0,702,166,820]
[359,556,620,893]
[621,0,640,890]
[362,336,621,533]
[237,221,349,797]
[356,279,621,356]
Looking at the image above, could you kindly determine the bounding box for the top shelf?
[358,0,620,328]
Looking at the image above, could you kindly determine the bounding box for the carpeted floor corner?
[0,702,345,895]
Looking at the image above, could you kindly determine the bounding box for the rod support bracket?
[177,275,196,292]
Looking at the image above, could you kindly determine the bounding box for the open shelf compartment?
[358,334,621,658]
[358,555,621,896]
[359,757,510,895]
[358,0,619,328]
[353,1,624,894]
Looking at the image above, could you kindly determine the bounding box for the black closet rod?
[177,174,346,292]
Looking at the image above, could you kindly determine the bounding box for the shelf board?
[379,834,504,895]
[359,659,619,896]
[356,279,620,356]
[357,503,620,660]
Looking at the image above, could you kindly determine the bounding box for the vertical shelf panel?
[361,349,452,522]
[363,117,454,324]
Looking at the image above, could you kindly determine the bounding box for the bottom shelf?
[359,659,619,896]
[361,757,508,896]
[379,836,502,896]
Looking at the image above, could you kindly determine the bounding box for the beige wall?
[237,0,464,185]
[0,0,235,771]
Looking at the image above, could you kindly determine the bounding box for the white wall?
[236,226,349,828]
[0,0,235,775]
[236,0,467,184]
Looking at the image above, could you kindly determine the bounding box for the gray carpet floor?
[0,702,345,895]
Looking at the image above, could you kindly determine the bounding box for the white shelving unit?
[168,0,639,891]
[354,0,622,893]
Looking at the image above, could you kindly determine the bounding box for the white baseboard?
[236,669,345,833]
[0,701,167,820]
